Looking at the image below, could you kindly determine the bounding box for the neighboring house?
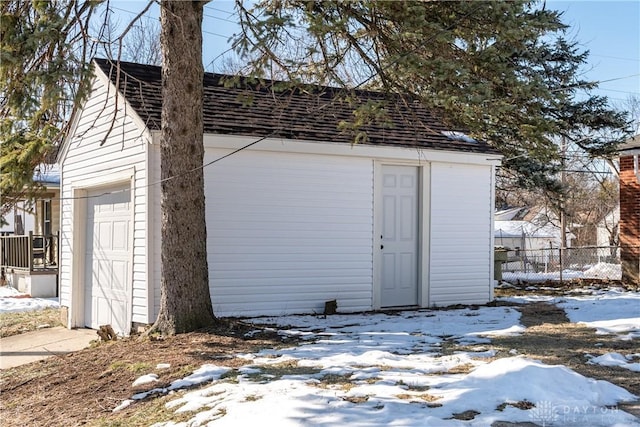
[494,220,565,252]
[618,135,640,285]
[596,206,619,261]
[494,206,573,251]
[0,164,60,236]
[0,201,35,236]
[0,164,60,296]
[32,164,61,239]
[58,59,502,335]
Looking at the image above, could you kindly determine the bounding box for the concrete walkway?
[0,327,97,369]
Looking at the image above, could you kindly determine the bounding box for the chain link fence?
[498,246,630,283]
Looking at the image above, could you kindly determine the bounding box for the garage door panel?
[98,222,112,250]
[111,299,127,334]
[85,185,131,336]
[96,297,110,326]
[112,260,128,291]
[112,221,128,250]
[95,297,126,333]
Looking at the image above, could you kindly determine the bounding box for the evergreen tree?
[234,0,630,193]
[0,0,97,217]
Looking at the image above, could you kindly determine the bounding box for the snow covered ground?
[134,289,636,427]
[504,287,640,341]
[2,284,638,426]
[0,285,58,313]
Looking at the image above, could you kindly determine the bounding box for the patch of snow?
[556,290,640,339]
[503,289,640,340]
[502,270,585,283]
[168,365,231,390]
[132,387,166,401]
[583,263,622,280]
[588,353,640,372]
[7,286,640,427]
[441,130,477,143]
[28,285,623,426]
[0,286,59,313]
[0,286,24,297]
[133,374,159,387]
[469,324,526,337]
[33,163,60,185]
[429,357,638,426]
[112,399,134,412]
[0,294,59,313]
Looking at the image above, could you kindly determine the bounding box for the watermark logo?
[529,400,558,426]
[529,401,621,426]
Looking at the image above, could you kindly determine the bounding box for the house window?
[42,199,52,236]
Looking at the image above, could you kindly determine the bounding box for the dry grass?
[0,307,62,338]
[0,321,287,427]
[396,392,440,403]
[243,360,321,383]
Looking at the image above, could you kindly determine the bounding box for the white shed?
[58,59,502,335]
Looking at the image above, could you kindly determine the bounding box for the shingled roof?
[94,58,499,155]
[618,134,640,155]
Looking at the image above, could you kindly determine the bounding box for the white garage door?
[84,185,131,336]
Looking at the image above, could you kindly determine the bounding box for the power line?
[598,74,640,85]
[552,73,640,93]
[590,53,640,62]
[109,5,159,22]
[203,12,237,24]
[49,134,274,202]
[595,87,640,95]
[203,29,229,39]
[205,5,240,17]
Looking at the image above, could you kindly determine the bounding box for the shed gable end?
[59,72,152,330]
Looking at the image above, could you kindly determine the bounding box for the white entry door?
[84,186,131,335]
[381,165,419,307]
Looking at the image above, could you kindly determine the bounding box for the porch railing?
[0,231,59,272]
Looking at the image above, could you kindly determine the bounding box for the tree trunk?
[150,0,216,335]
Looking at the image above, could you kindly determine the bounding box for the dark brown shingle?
[94,58,498,155]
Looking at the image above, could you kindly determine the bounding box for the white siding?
[150,140,497,317]
[59,75,150,326]
[203,148,374,316]
[429,162,493,305]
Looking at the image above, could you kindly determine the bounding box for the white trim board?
[201,134,502,166]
